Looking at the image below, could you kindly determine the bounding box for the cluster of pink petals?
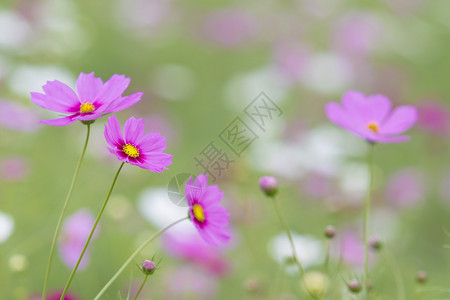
[104,115,173,172]
[30,72,142,126]
[58,209,99,270]
[326,90,417,143]
[163,230,230,276]
[186,174,230,246]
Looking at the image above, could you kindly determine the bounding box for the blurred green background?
[1,0,450,299]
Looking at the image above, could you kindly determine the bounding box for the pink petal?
[123,117,144,143]
[197,226,219,246]
[185,177,195,205]
[30,92,78,113]
[96,74,131,104]
[75,113,103,121]
[76,72,103,102]
[101,92,143,114]
[137,133,167,152]
[366,94,392,122]
[201,185,223,207]
[341,90,370,124]
[381,106,417,135]
[104,115,124,147]
[42,80,80,106]
[40,115,77,126]
[138,152,173,172]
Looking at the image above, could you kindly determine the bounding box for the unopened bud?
[417,270,427,283]
[369,237,382,251]
[324,225,336,239]
[259,176,278,197]
[141,260,156,275]
[348,279,362,293]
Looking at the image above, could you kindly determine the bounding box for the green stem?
[60,162,125,299]
[133,275,149,300]
[363,143,375,299]
[93,217,188,300]
[271,196,305,276]
[42,124,91,300]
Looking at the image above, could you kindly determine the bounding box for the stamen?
[192,204,205,223]
[80,102,95,113]
[123,144,140,158]
[367,122,379,134]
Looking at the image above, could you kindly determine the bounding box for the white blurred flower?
[0,211,14,243]
[138,187,188,229]
[0,10,31,49]
[338,162,370,200]
[302,53,354,95]
[268,231,324,275]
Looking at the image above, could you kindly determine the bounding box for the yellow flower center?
[192,204,205,223]
[80,102,95,113]
[123,144,140,158]
[367,122,379,134]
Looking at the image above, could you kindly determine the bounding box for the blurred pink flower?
[58,209,99,270]
[163,230,230,276]
[333,13,382,56]
[332,230,375,268]
[30,72,142,126]
[417,101,450,137]
[301,173,334,198]
[0,100,41,132]
[186,174,230,246]
[0,156,30,181]
[385,168,427,208]
[104,115,173,172]
[202,9,258,47]
[273,41,310,83]
[164,266,218,300]
[28,290,80,300]
[326,90,417,143]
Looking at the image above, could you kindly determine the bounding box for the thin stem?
[133,275,149,300]
[60,162,125,299]
[94,217,188,300]
[363,143,375,299]
[42,124,91,300]
[383,248,405,300]
[271,196,305,276]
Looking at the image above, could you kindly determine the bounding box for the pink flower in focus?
[163,229,230,276]
[385,168,426,208]
[30,72,143,126]
[325,90,417,143]
[186,174,230,246]
[104,115,172,172]
[0,100,41,132]
[202,9,258,47]
[0,156,30,181]
[58,209,99,270]
[417,101,450,137]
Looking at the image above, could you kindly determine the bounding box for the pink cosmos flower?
[186,174,230,246]
[417,101,450,137]
[325,90,417,143]
[58,209,99,270]
[30,72,143,126]
[104,115,172,172]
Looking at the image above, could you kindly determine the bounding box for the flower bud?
[324,225,336,239]
[416,270,427,283]
[347,279,362,293]
[259,176,278,197]
[369,237,382,251]
[141,260,156,275]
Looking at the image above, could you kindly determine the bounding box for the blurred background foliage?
[1,0,450,299]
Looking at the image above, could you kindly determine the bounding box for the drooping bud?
[259,176,278,197]
[416,270,427,283]
[324,225,336,239]
[347,279,362,293]
[141,260,156,275]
